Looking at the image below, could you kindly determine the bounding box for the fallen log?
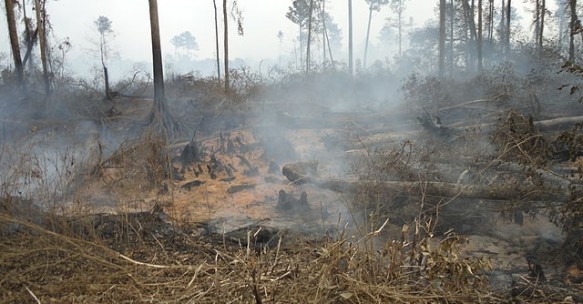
[274,110,416,129]
[314,179,570,202]
[359,115,583,148]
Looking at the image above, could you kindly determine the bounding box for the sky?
[0,0,543,77]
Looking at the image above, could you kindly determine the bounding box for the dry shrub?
[491,110,551,167]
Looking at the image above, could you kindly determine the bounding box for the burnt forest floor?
[1,79,583,303]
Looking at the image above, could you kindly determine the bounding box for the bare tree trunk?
[397,0,403,60]
[506,0,511,55]
[363,3,373,69]
[298,23,304,68]
[324,25,335,65]
[306,0,314,75]
[21,0,34,70]
[348,0,354,76]
[461,0,477,72]
[487,0,494,41]
[449,0,454,76]
[439,0,446,76]
[104,66,111,99]
[5,0,24,90]
[34,0,50,97]
[100,33,112,100]
[534,0,540,47]
[478,0,483,71]
[569,0,576,62]
[148,0,169,132]
[538,0,545,55]
[213,0,221,80]
[223,0,229,92]
[322,0,327,64]
[500,0,506,49]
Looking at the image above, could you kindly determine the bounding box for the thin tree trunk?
[298,23,304,68]
[223,0,229,91]
[5,0,24,90]
[500,0,506,47]
[324,24,335,65]
[538,0,545,54]
[306,0,314,74]
[148,0,167,124]
[34,0,50,96]
[397,0,402,60]
[21,30,38,71]
[100,34,111,100]
[439,0,446,76]
[348,0,353,76]
[21,0,33,70]
[478,0,483,71]
[363,4,373,69]
[449,0,454,76]
[213,0,221,80]
[488,0,496,44]
[534,0,540,46]
[322,0,327,64]
[103,66,111,99]
[506,0,511,55]
[569,0,576,62]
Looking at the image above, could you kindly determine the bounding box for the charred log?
[227,183,256,194]
[178,132,204,166]
[181,180,205,190]
[277,190,310,212]
[282,161,318,184]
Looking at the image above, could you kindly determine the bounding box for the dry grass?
[0,211,500,303]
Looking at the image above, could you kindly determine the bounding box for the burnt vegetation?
[2,0,583,303]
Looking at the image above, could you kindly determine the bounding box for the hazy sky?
[41,0,435,61]
[0,1,541,74]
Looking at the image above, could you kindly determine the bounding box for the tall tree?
[556,0,567,52]
[148,0,171,134]
[306,0,314,74]
[21,0,36,70]
[34,0,50,96]
[223,0,229,91]
[569,0,577,62]
[486,0,494,41]
[170,31,199,58]
[4,0,24,90]
[349,0,354,75]
[389,0,406,61]
[439,0,446,76]
[448,0,455,75]
[461,0,478,71]
[478,0,483,71]
[506,0,511,55]
[321,0,327,64]
[287,0,311,69]
[222,0,243,92]
[363,0,389,68]
[539,0,546,54]
[95,16,113,100]
[213,0,221,80]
